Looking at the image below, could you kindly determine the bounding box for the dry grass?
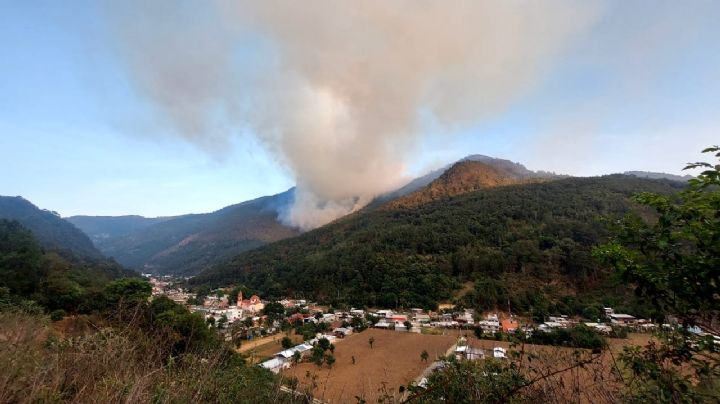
[0,311,293,404]
[282,328,457,403]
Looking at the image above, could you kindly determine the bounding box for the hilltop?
[387,160,541,209]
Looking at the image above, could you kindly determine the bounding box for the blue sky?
[1,1,719,217]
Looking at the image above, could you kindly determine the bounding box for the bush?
[49,309,66,321]
[528,325,606,350]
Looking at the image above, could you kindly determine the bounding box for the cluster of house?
[536,308,656,335]
[147,276,674,344]
[147,275,194,305]
[452,336,507,361]
[192,292,267,329]
[260,335,340,373]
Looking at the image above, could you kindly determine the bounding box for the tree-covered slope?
[191,175,685,312]
[0,219,136,312]
[0,196,104,259]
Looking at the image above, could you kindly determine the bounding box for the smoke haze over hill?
[109,0,602,229]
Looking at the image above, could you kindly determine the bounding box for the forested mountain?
[66,215,175,248]
[191,175,685,317]
[369,154,557,207]
[0,219,136,312]
[0,196,104,259]
[68,155,550,276]
[386,160,541,209]
[77,189,300,276]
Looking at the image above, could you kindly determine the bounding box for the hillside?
[79,189,300,276]
[191,175,685,315]
[387,160,540,209]
[0,196,104,259]
[369,154,557,207]
[0,219,136,311]
[69,155,550,276]
[66,215,175,249]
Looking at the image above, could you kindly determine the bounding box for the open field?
[281,329,652,403]
[239,332,305,363]
[281,328,457,403]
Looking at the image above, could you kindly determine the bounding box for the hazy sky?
[1,1,718,218]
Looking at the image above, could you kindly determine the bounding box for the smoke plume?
[110,0,601,229]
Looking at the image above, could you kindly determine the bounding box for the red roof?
[501,319,519,332]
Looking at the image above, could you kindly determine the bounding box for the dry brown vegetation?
[280,329,653,404]
[0,311,289,404]
[281,328,458,402]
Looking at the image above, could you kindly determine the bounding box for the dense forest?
[0,219,135,313]
[192,175,685,317]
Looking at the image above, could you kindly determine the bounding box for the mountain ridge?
[70,189,300,276]
[0,195,104,259]
[190,175,686,313]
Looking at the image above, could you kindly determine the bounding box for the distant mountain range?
[29,155,693,281]
[66,155,547,276]
[67,190,300,276]
[623,171,693,182]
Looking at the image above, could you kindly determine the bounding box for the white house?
[609,313,637,325]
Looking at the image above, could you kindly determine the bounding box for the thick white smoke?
[109,0,602,230]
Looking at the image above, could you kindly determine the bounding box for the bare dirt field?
[456,333,653,404]
[281,329,652,403]
[281,328,457,403]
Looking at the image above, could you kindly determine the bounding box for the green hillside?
[191,175,684,315]
[0,219,136,313]
[0,196,104,259]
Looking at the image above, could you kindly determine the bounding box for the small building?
[414,313,431,323]
[455,345,485,361]
[493,347,507,359]
[374,319,391,329]
[333,327,353,338]
[501,319,519,333]
[260,357,286,373]
[584,322,612,334]
[389,314,408,323]
[478,319,500,334]
[609,313,637,325]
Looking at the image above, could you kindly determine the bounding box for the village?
[146,274,720,401]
